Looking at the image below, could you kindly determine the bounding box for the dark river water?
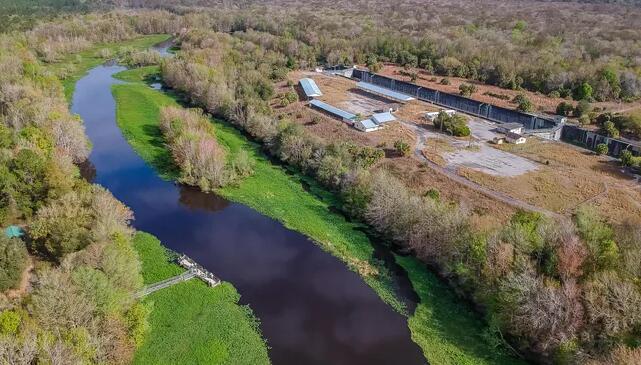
[71,57,426,364]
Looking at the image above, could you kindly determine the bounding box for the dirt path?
[402,122,563,219]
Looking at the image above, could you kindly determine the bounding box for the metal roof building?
[372,112,396,124]
[309,99,356,122]
[300,78,323,98]
[354,119,381,132]
[357,82,415,102]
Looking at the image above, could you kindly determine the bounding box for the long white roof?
[300,78,322,97]
[309,99,356,120]
[357,82,415,102]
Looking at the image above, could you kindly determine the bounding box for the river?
[70,46,426,364]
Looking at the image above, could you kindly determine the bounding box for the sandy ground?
[465,139,641,219]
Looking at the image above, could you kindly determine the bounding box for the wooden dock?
[135,254,221,298]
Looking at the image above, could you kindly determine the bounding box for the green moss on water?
[113,68,526,365]
[132,232,270,365]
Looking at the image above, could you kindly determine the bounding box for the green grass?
[112,83,179,179]
[113,65,160,83]
[132,232,270,365]
[43,34,170,101]
[396,255,525,365]
[112,68,526,364]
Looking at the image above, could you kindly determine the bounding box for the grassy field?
[112,66,525,364]
[132,232,270,365]
[43,34,170,101]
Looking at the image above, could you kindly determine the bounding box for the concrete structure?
[352,69,564,140]
[356,81,415,103]
[562,124,641,158]
[371,112,396,125]
[376,103,401,113]
[299,78,322,98]
[309,99,356,123]
[506,132,526,144]
[497,122,524,135]
[354,119,381,132]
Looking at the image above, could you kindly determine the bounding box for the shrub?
[556,102,573,116]
[574,82,593,101]
[0,310,21,335]
[573,100,592,117]
[440,78,450,85]
[424,189,440,200]
[514,94,534,112]
[433,111,471,136]
[575,207,619,272]
[483,91,510,100]
[459,83,477,96]
[0,236,28,291]
[230,150,254,178]
[595,143,608,155]
[393,140,410,156]
[602,121,620,138]
[578,115,591,125]
[279,90,298,106]
[584,271,641,339]
[620,149,641,168]
[160,106,231,190]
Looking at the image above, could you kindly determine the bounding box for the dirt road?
[402,122,563,218]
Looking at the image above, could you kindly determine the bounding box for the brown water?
[71,61,426,364]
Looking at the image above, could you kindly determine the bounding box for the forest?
[0,2,640,364]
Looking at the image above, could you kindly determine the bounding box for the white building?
[371,112,396,125]
[299,78,323,98]
[506,132,527,144]
[497,122,524,135]
[354,119,381,132]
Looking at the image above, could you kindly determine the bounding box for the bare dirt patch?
[460,138,641,219]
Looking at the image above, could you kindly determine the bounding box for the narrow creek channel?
[71,59,427,364]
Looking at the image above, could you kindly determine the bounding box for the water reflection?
[178,185,230,212]
[71,63,426,365]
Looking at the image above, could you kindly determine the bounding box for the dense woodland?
[0,3,640,364]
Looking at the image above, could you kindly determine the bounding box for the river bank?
[132,232,270,364]
[111,64,522,364]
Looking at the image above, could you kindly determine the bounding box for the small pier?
[135,254,221,298]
